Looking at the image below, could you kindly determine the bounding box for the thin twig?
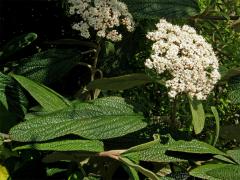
[98,150,126,160]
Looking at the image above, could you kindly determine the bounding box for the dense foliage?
[0,0,240,179]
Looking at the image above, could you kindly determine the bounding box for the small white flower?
[145,19,221,100]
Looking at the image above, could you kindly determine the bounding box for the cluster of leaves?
[0,0,240,179]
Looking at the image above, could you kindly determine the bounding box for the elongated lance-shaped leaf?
[87,73,152,90]
[207,165,240,180]
[190,164,231,180]
[11,74,69,112]
[0,33,37,61]
[14,49,83,84]
[122,135,186,163]
[122,0,201,19]
[9,97,147,142]
[13,139,104,152]
[167,139,226,156]
[188,97,205,134]
[211,106,220,146]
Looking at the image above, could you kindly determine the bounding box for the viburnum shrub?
[1,0,240,179]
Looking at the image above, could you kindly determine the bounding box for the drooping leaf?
[122,136,186,163]
[11,74,69,112]
[13,139,104,152]
[122,0,201,19]
[167,139,226,156]
[227,149,240,164]
[87,73,152,90]
[0,33,37,61]
[122,164,140,180]
[119,157,159,180]
[13,49,83,84]
[188,97,205,134]
[207,165,240,180]
[211,106,220,146]
[9,97,147,142]
[190,164,230,180]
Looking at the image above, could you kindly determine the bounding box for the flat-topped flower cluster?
[68,0,135,41]
[145,19,221,100]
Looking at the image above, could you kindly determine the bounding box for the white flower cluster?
[68,0,135,41]
[145,19,221,100]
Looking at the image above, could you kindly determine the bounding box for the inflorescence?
[145,19,221,100]
[68,0,135,41]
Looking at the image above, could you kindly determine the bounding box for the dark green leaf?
[87,73,152,90]
[167,139,226,155]
[0,73,28,131]
[0,33,37,60]
[122,0,201,19]
[14,49,83,84]
[13,139,104,152]
[207,165,240,180]
[11,74,69,112]
[9,97,147,142]
[227,81,240,104]
[190,164,230,180]
[188,97,205,134]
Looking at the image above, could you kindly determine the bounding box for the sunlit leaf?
[11,74,69,112]
[10,97,147,142]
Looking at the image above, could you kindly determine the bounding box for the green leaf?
[188,97,205,134]
[13,139,104,152]
[214,155,236,164]
[9,97,147,142]
[122,0,201,19]
[207,165,240,180]
[0,73,28,131]
[122,165,140,180]
[14,49,83,84]
[167,139,226,156]
[11,74,69,112]
[211,106,220,146]
[227,81,240,104]
[87,73,152,90]
[122,136,186,163]
[0,33,37,60]
[190,164,230,180]
[119,157,159,180]
[0,73,27,113]
[227,149,240,164]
